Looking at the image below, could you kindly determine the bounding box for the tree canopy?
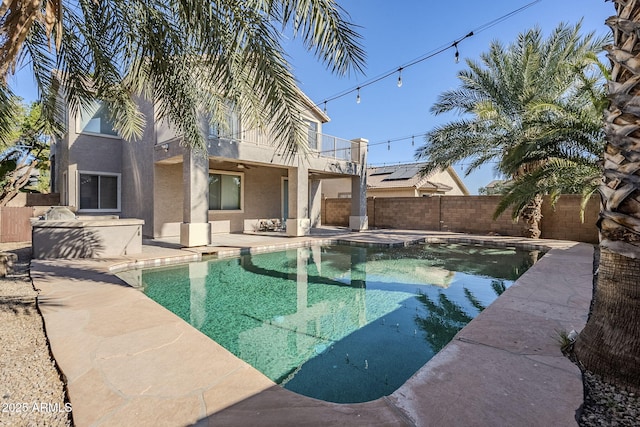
[0,0,366,156]
[0,97,50,205]
[416,22,609,227]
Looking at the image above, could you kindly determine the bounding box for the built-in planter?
[32,218,144,259]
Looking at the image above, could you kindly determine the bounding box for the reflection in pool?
[130,243,541,403]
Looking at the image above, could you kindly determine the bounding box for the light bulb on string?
[454,43,460,64]
[387,140,390,150]
[397,68,403,88]
[323,101,327,113]
[411,136,415,146]
[356,87,361,104]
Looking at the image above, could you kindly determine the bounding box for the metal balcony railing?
[315,133,351,161]
[160,127,363,163]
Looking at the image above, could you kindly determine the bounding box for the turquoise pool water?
[132,243,541,403]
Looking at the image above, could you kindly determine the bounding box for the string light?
[317,131,431,156]
[309,0,540,112]
[411,136,415,146]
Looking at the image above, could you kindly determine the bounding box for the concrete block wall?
[323,198,351,226]
[440,196,523,236]
[372,197,441,230]
[323,195,599,243]
[540,194,599,243]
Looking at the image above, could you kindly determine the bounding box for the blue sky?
[9,0,614,193]
[284,0,614,193]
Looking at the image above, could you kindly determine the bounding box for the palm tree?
[415,22,608,238]
[0,0,365,156]
[574,0,640,393]
[493,62,608,222]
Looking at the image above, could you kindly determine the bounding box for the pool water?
[133,243,541,403]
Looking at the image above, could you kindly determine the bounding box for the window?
[307,121,319,150]
[78,172,120,211]
[77,102,118,136]
[209,171,243,211]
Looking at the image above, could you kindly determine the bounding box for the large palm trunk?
[519,194,543,239]
[573,0,640,393]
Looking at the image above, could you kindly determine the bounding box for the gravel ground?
[0,243,72,427]
[578,370,640,426]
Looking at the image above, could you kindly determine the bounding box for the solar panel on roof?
[383,165,422,181]
[369,166,396,176]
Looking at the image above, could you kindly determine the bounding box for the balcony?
[157,128,365,164]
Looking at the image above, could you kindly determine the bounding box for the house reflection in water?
[136,242,532,403]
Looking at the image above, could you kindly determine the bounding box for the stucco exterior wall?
[55,90,364,240]
[153,163,183,238]
[428,170,468,196]
[121,98,156,237]
[208,165,288,233]
[321,178,352,199]
[153,164,289,236]
[63,112,124,214]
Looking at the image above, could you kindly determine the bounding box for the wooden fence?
[0,207,34,243]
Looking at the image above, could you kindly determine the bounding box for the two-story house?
[50,90,368,247]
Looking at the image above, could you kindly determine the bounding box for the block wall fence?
[322,195,600,244]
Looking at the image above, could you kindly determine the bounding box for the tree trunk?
[519,193,543,239]
[0,159,37,207]
[573,0,640,394]
[575,249,640,391]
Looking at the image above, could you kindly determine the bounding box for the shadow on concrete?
[191,384,411,426]
[34,228,105,259]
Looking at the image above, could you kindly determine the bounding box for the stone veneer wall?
[323,194,600,244]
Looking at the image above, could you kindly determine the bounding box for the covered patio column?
[180,148,211,247]
[309,178,322,228]
[286,164,310,236]
[350,138,368,231]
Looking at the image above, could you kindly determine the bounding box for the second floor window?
[307,121,319,150]
[77,102,118,137]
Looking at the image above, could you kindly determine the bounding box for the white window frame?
[77,170,121,212]
[75,101,121,139]
[306,120,319,151]
[208,170,244,212]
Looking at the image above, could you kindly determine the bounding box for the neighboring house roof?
[480,179,511,195]
[367,162,469,195]
[484,179,507,189]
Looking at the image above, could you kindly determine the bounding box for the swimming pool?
[129,243,541,403]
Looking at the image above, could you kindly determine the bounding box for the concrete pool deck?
[31,230,594,426]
